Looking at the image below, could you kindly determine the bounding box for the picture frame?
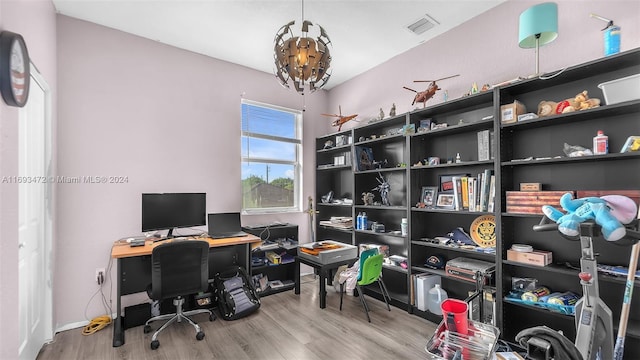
[421,186,438,208]
[354,146,375,171]
[436,193,455,209]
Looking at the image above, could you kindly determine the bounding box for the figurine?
[379,108,385,120]
[372,172,391,206]
[324,140,334,149]
[389,103,396,117]
[362,192,375,206]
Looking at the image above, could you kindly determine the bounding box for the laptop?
[207,212,249,239]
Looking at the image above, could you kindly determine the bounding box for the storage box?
[520,183,542,191]
[415,274,441,312]
[445,257,495,284]
[507,249,553,267]
[500,100,526,124]
[598,74,640,105]
[505,191,573,214]
[297,240,357,264]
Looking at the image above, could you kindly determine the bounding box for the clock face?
[10,39,27,105]
[0,31,30,107]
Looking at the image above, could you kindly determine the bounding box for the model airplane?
[322,106,358,131]
[403,74,460,107]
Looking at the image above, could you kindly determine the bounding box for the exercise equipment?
[526,216,640,360]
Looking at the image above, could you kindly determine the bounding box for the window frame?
[241,99,302,214]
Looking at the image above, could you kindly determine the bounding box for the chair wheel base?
[150,340,159,350]
[143,325,152,334]
[196,331,205,341]
[209,313,216,321]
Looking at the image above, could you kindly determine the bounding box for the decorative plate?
[470,215,496,248]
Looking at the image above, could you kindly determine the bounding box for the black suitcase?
[213,266,260,320]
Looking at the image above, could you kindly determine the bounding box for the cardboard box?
[507,249,553,266]
[500,101,526,124]
[520,183,542,191]
[505,190,573,214]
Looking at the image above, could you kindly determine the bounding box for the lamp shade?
[518,2,558,48]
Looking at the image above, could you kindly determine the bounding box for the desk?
[110,235,260,347]
[294,255,357,309]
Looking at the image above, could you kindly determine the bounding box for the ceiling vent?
[406,14,439,35]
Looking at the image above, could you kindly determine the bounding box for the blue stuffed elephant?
[542,193,628,241]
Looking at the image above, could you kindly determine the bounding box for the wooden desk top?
[111,235,261,259]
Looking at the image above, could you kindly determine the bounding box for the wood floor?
[37,275,437,360]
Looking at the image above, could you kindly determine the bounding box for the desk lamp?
[519,2,558,77]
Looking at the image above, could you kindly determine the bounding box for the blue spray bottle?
[591,13,620,56]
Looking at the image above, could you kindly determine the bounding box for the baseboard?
[55,312,118,334]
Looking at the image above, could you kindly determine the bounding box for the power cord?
[82,247,115,335]
[81,315,111,335]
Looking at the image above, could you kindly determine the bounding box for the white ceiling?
[52,0,506,89]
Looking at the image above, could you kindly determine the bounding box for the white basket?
[597,74,640,105]
[425,320,499,360]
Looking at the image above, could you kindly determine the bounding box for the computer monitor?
[141,193,206,238]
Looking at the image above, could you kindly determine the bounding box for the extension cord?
[82,315,112,335]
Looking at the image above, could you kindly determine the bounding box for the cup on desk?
[441,298,469,335]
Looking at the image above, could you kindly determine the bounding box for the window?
[241,99,302,213]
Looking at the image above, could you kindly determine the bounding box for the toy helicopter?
[322,106,358,131]
[403,74,460,107]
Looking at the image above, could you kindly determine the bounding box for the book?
[461,176,469,210]
[480,169,493,211]
[477,130,490,161]
[488,175,496,212]
[468,177,476,212]
[452,176,462,210]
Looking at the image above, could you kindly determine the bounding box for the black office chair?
[143,240,215,350]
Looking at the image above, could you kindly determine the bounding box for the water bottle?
[428,284,448,315]
[362,212,368,231]
[401,218,408,236]
[356,212,362,230]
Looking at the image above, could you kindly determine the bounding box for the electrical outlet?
[95,268,105,285]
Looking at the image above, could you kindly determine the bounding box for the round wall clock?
[0,31,30,107]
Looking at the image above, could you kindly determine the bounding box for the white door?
[18,66,53,360]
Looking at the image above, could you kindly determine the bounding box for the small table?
[294,255,358,309]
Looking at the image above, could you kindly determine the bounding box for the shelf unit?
[315,130,354,245]
[407,90,497,325]
[315,48,640,355]
[243,223,298,296]
[352,114,409,308]
[496,48,640,356]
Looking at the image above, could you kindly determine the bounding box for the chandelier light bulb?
[273,18,332,95]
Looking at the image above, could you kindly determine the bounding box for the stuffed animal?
[537,90,601,117]
[542,193,638,241]
[560,90,601,113]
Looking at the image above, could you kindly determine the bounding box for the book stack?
[450,169,495,211]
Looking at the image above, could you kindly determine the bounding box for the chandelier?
[273,1,332,95]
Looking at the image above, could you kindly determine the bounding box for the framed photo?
[421,186,438,208]
[354,146,375,171]
[436,194,455,209]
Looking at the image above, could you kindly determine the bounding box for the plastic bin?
[598,74,640,105]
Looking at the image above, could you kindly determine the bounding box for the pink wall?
[327,0,640,126]
[0,0,57,358]
[56,15,328,327]
[17,0,640,341]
